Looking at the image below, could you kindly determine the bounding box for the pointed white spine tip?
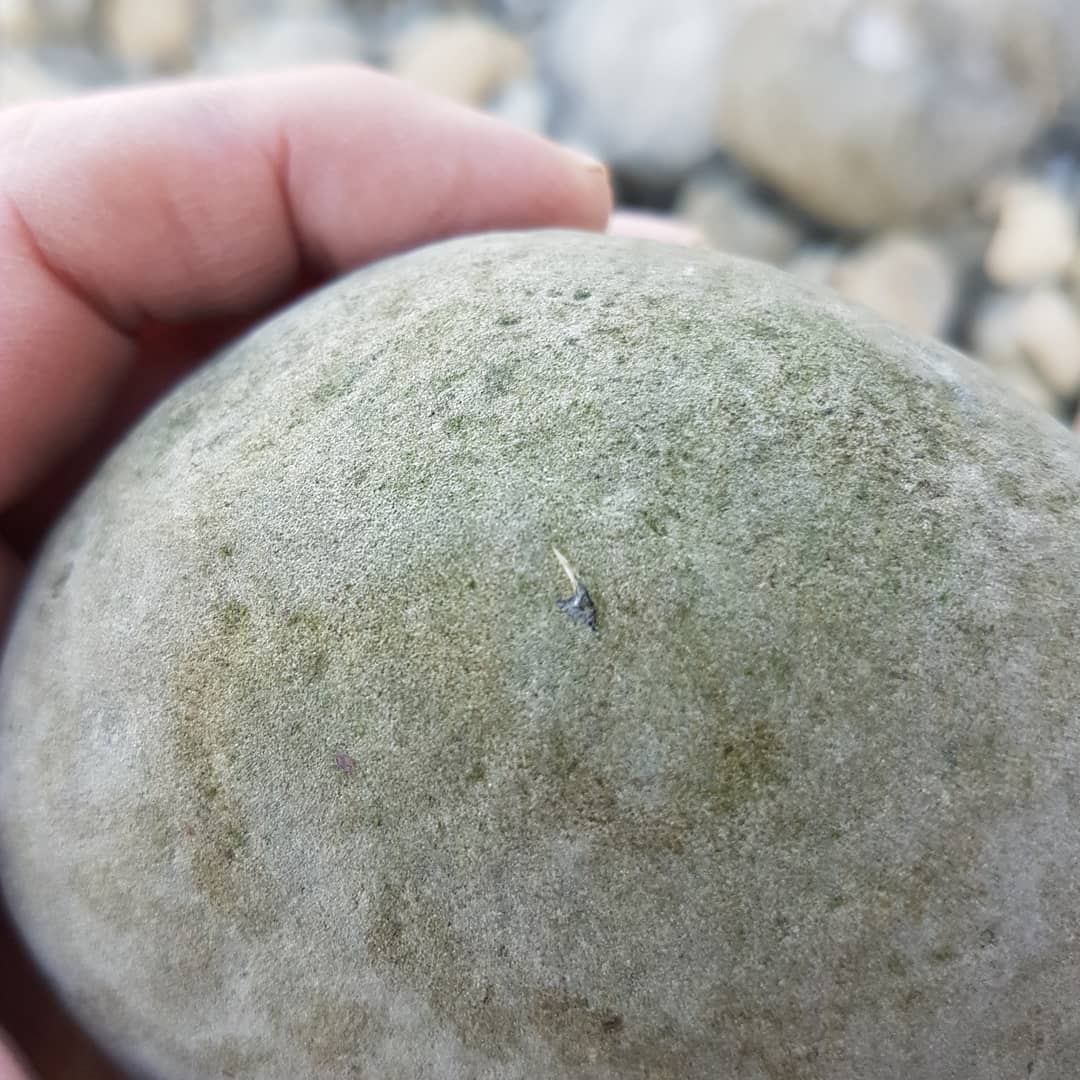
[552,546,579,593]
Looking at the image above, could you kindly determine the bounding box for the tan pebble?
[0,0,39,45]
[984,179,1078,287]
[391,15,530,106]
[1013,289,1080,398]
[972,289,1080,405]
[830,232,957,339]
[103,0,197,70]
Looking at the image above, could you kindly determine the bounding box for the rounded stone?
[715,0,1080,229]
[3,231,1080,1078]
[541,0,730,181]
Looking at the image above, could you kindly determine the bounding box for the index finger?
[0,65,611,507]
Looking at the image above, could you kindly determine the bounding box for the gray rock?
[488,76,551,133]
[3,231,1080,1079]
[0,51,78,106]
[540,0,731,181]
[675,163,804,264]
[716,0,1080,229]
[196,12,369,75]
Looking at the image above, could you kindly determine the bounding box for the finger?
[0,65,611,507]
[0,1033,31,1080]
[608,209,705,247]
[0,312,259,565]
[0,906,124,1080]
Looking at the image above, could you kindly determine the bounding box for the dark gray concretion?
[2,230,1080,1078]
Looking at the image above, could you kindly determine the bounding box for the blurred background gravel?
[5,0,1080,429]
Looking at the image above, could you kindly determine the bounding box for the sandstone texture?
[2,231,1080,1079]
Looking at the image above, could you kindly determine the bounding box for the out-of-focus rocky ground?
[5,0,1080,429]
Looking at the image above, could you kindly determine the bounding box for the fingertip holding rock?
[561,145,607,177]
[607,208,706,248]
[0,1032,33,1080]
[557,146,613,228]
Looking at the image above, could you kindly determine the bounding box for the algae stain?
[285,992,384,1073]
[285,610,332,682]
[483,357,519,397]
[167,600,279,933]
[708,720,786,815]
[365,874,690,1073]
[641,507,669,537]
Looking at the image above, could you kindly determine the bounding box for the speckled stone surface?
[2,231,1080,1079]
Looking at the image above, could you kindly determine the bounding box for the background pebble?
[390,14,530,105]
[983,179,1079,287]
[830,233,958,339]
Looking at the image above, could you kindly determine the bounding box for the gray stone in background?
[196,10,370,75]
[675,161,805,264]
[3,231,1080,1079]
[715,0,1080,230]
[0,52,78,105]
[487,73,550,132]
[540,0,731,182]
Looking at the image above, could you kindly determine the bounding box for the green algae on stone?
[2,231,1080,1079]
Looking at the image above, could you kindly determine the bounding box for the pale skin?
[0,65,612,1079]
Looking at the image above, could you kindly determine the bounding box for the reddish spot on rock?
[335,752,357,777]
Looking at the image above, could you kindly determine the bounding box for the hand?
[0,65,611,1078]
